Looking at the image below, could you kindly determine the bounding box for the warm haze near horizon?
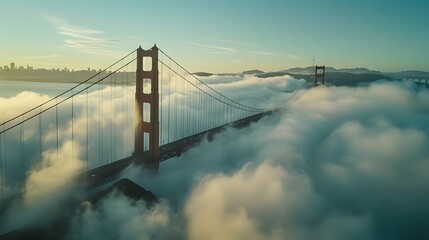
[1,0,428,73]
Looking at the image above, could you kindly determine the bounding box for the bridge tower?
[314,65,325,87]
[135,45,160,169]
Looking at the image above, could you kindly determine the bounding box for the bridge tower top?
[314,65,325,87]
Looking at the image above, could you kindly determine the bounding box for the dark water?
[0,80,77,98]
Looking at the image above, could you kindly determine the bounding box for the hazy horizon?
[1,61,429,75]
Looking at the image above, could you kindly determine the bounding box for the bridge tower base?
[135,45,160,170]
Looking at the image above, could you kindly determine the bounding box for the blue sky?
[1,0,428,72]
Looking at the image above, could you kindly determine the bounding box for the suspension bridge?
[0,45,315,202]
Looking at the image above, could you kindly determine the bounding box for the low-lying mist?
[1,75,428,239]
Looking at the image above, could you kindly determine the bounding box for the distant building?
[10,62,15,70]
[4,65,9,71]
[27,65,33,70]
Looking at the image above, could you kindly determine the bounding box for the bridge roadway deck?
[81,111,273,188]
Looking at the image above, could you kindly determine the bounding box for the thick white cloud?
[0,73,303,234]
[200,74,306,109]
[0,140,84,233]
[0,91,50,123]
[185,162,376,240]
[185,163,316,240]
[0,85,136,191]
[67,196,181,240]
[0,84,137,235]
[23,140,84,202]
[125,81,429,239]
[1,75,429,239]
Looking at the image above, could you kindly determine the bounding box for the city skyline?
[1,61,104,72]
[3,60,428,75]
[1,0,429,73]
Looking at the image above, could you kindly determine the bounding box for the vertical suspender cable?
[181,68,184,139]
[20,120,23,186]
[22,117,27,179]
[187,75,190,137]
[99,77,102,166]
[56,101,59,162]
[197,82,200,132]
[121,65,124,157]
[204,90,206,131]
[179,68,182,139]
[206,91,208,130]
[202,91,205,131]
[126,62,129,155]
[71,89,74,161]
[112,70,116,160]
[159,58,162,145]
[4,132,6,199]
[174,64,178,141]
[216,98,218,127]
[206,90,209,130]
[209,91,212,130]
[202,90,204,131]
[168,60,171,143]
[1,130,5,200]
[159,57,162,145]
[203,91,206,131]
[206,89,209,130]
[192,77,195,135]
[110,71,113,163]
[200,90,202,132]
[39,107,42,163]
[116,69,118,160]
[0,130,2,200]
[86,77,89,170]
[111,70,115,161]
[0,131,2,200]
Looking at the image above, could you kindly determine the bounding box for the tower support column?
[135,45,160,169]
